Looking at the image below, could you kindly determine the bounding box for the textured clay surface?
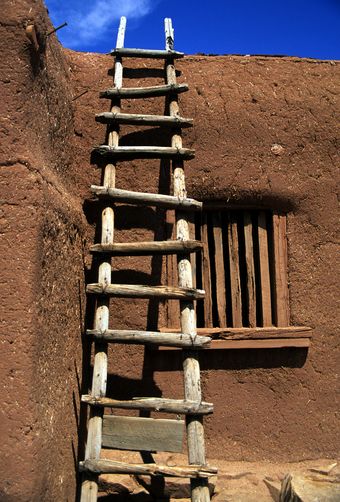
[1,0,339,500]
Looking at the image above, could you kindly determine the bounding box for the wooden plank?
[80,459,217,478]
[212,212,227,326]
[82,396,214,414]
[93,145,195,160]
[86,283,205,300]
[95,112,193,128]
[201,212,213,327]
[91,186,202,211]
[100,83,189,99]
[110,47,184,59]
[160,326,312,339]
[228,213,243,327]
[165,17,211,502]
[81,15,126,502]
[90,240,203,256]
[207,338,310,350]
[87,328,211,348]
[102,415,184,453]
[272,213,290,326]
[243,212,256,327]
[257,211,272,326]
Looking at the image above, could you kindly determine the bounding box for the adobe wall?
[1,0,339,500]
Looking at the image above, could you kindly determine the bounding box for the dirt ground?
[0,0,339,500]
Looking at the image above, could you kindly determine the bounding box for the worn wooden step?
[100,83,189,99]
[95,112,193,128]
[110,48,184,59]
[79,459,217,478]
[93,145,195,160]
[90,186,202,211]
[86,328,210,348]
[81,395,214,414]
[90,240,203,255]
[86,284,205,300]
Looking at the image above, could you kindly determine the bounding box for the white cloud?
[45,0,157,50]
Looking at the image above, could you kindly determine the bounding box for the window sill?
[158,326,312,350]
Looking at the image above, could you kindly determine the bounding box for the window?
[166,208,290,329]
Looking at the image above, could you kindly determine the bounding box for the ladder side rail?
[164,18,211,502]
[80,16,126,502]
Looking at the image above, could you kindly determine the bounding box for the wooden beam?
[91,186,202,210]
[272,213,290,326]
[212,212,227,326]
[87,328,211,348]
[93,145,195,160]
[207,338,310,349]
[95,112,193,128]
[102,415,184,453]
[243,212,256,327]
[86,283,205,300]
[160,326,312,340]
[110,47,185,59]
[90,240,203,255]
[82,395,214,414]
[80,459,217,478]
[201,212,213,327]
[228,213,242,327]
[257,211,272,326]
[100,83,189,99]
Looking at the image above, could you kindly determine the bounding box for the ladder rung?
[90,186,202,211]
[93,145,195,160]
[90,240,203,255]
[95,112,193,128]
[100,83,189,99]
[81,395,214,414]
[86,284,205,300]
[86,328,210,348]
[79,459,217,478]
[110,48,184,59]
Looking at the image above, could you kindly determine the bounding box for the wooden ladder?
[80,17,216,502]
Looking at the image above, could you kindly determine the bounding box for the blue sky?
[45,0,340,59]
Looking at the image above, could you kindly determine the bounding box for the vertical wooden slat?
[201,213,213,327]
[189,219,197,289]
[165,17,211,502]
[243,212,256,327]
[80,16,126,502]
[257,211,272,326]
[272,212,290,326]
[166,210,180,328]
[212,212,227,326]
[228,213,242,327]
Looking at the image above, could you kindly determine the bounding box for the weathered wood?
[201,338,310,350]
[90,186,202,210]
[243,212,256,327]
[110,47,184,59]
[228,213,242,327]
[102,415,184,453]
[87,328,211,347]
[96,112,193,128]
[165,17,211,502]
[100,83,189,99]
[212,212,227,326]
[258,211,272,326]
[86,283,205,300]
[161,326,312,339]
[201,212,213,327]
[80,459,217,478]
[81,15,126,502]
[90,240,203,255]
[272,213,290,326]
[93,145,195,160]
[279,472,340,502]
[82,395,214,414]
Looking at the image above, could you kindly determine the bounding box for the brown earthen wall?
[1,1,339,500]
